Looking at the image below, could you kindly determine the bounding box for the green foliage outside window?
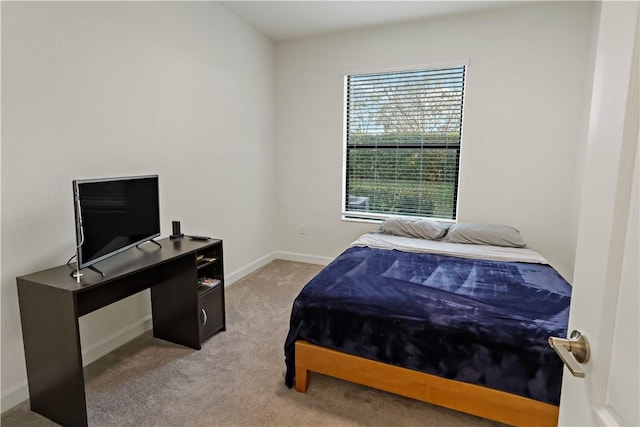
[345,66,465,219]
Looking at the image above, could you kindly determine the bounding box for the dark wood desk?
[17,237,222,427]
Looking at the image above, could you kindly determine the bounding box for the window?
[343,65,466,220]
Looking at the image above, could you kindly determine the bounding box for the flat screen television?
[73,175,160,271]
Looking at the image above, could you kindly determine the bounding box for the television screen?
[73,175,160,270]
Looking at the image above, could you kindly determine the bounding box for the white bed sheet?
[350,232,549,264]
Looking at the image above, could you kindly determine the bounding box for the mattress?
[284,235,571,405]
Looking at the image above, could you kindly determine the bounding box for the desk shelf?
[194,241,225,342]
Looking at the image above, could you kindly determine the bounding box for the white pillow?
[443,223,526,248]
[379,216,450,240]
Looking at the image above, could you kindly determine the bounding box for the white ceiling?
[220,1,522,42]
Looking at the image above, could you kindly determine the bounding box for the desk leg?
[17,280,88,427]
[151,256,201,349]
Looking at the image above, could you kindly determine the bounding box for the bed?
[284,223,571,426]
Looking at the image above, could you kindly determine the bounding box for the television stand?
[17,237,225,427]
[88,265,106,276]
[69,264,105,279]
[136,238,162,249]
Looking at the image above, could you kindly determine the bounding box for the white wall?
[1,1,276,409]
[1,0,598,414]
[275,1,594,280]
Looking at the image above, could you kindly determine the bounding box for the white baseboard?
[81,316,153,366]
[1,316,153,413]
[223,251,331,286]
[224,251,278,286]
[274,251,333,266]
[1,382,28,414]
[1,249,328,414]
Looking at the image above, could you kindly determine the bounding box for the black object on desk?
[170,220,184,239]
[16,237,225,427]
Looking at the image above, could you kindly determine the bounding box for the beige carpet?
[2,260,503,427]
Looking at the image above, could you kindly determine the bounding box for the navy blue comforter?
[284,246,571,405]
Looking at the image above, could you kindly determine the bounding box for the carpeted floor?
[2,260,503,427]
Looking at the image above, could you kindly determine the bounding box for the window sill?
[341,215,383,225]
[342,213,456,225]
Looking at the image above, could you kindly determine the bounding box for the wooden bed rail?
[295,341,559,427]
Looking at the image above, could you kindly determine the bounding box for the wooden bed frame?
[294,341,559,427]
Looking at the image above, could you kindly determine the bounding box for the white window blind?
[344,65,466,220]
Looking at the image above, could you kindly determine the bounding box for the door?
[557,2,639,426]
